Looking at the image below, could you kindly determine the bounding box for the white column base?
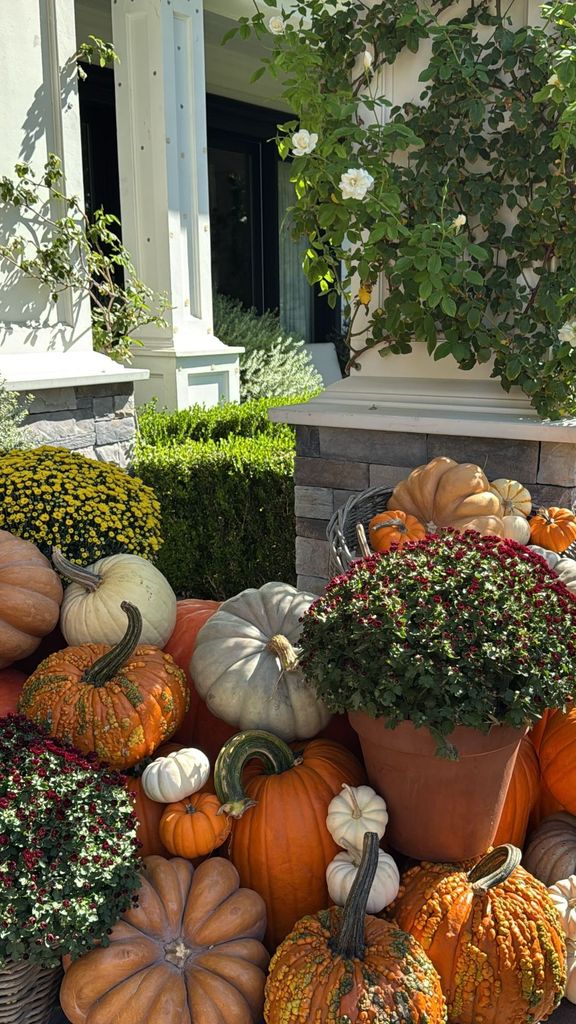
[131,343,243,409]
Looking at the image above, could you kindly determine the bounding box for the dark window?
[78,64,121,225]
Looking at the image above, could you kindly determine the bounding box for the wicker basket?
[326,486,394,577]
[0,959,62,1024]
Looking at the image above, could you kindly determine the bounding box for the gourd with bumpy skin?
[326,845,399,913]
[159,792,231,858]
[326,784,388,851]
[264,832,446,1024]
[490,479,532,517]
[54,548,177,648]
[214,729,365,948]
[548,876,576,940]
[523,813,576,886]
[60,856,269,1024]
[191,582,331,741]
[367,510,426,552]
[390,845,566,1024]
[141,747,210,803]
[0,530,63,668]
[530,507,576,553]
[388,457,505,535]
[18,602,188,770]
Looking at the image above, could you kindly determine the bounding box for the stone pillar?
[111,0,242,409]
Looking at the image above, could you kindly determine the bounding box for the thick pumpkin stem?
[82,602,143,687]
[214,729,297,818]
[372,518,407,534]
[331,831,379,961]
[467,844,522,892]
[52,547,103,592]
[266,634,300,672]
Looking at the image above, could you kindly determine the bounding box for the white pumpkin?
[54,548,177,647]
[529,545,561,570]
[554,557,576,595]
[326,847,399,914]
[190,581,331,741]
[567,940,576,1004]
[502,515,531,544]
[141,747,210,803]
[490,478,532,517]
[548,876,576,941]
[326,784,388,851]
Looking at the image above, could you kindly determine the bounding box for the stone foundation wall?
[295,425,576,594]
[23,382,136,467]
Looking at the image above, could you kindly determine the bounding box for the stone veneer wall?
[295,425,576,594]
[22,382,136,467]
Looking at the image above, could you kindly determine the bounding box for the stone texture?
[295,425,320,458]
[95,441,134,468]
[294,486,334,520]
[426,434,539,481]
[297,574,328,595]
[26,411,97,449]
[369,464,415,489]
[296,536,330,578]
[319,427,427,466]
[537,442,576,487]
[296,517,330,541]
[28,387,77,414]
[295,456,369,490]
[93,396,115,418]
[529,483,576,509]
[333,488,362,512]
[115,392,135,416]
[95,415,136,446]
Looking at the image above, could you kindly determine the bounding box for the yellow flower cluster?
[0,446,163,563]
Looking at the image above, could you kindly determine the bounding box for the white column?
[111,0,241,409]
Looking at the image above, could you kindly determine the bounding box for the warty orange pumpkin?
[215,729,365,949]
[18,602,188,769]
[60,855,269,1024]
[388,457,505,535]
[390,844,566,1024]
[0,530,63,668]
[493,735,540,848]
[264,832,446,1024]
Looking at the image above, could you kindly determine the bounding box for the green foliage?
[235,0,576,419]
[134,396,308,598]
[0,155,169,363]
[213,292,323,401]
[0,446,162,564]
[0,378,33,456]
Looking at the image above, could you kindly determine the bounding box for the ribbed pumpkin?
[0,530,63,668]
[489,479,532,517]
[60,855,269,1024]
[159,792,231,858]
[493,736,540,847]
[523,813,576,886]
[18,602,188,769]
[0,668,26,716]
[530,507,576,553]
[539,707,576,813]
[367,510,426,552]
[388,457,504,535]
[391,845,566,1024]
[265,832,446,1024]
[215,729,365,948]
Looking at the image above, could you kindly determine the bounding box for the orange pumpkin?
[60,855,269,1024]
[0,530,63,668]
[368,510,427,552]
[215,729,365,949]
[539,706,576,813]
[388,457,505,535]
[530,507,576,553]
[493,735,540,848]
[159,792,231,858]
[18,602,188,770]
[529,709,551,755]
[390,845,566,1024]
[265,833,446,1024]
[529,779,566,832]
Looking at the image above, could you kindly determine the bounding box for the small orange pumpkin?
[367,510,426,552]
[530,507,576,553]
[159,792,231,857]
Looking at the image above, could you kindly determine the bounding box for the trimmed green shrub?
[137,394,302,447]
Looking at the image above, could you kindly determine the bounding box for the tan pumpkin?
[523,812,576,886]
[0,530,63,668]
[60,856,269,1024]
[489,478,532,517]
[388,457,504,535]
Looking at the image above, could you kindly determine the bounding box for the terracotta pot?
[348,712,526,861]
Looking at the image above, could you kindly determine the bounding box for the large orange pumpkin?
[529,507,576,553]
[493,736,540,847]
[388,457,505,535]
[60,855,269,1024]
[18,602,188,769]
[265,832,446,1024]
[0,529,63,668]
[538,706,576,814]
[215,729,365,948]
[391,845,566,1024]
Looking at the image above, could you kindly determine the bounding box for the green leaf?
[419,279,433,301]
[467,307,482,329]
[427,253,442,275]
[250,67,266,83]
[441,295,457,317]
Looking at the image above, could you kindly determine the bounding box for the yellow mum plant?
[0,446,162,563]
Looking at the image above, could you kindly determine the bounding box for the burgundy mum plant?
[300,533,576,756]
[0,716,140,967]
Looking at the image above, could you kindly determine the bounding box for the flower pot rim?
[348,710,527,757]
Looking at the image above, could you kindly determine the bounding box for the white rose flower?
[558,321,576,347]
[452,213,467,231]
[291,129,318,157]
[363,49,373,71]
[339,168,375,201]
[268,15,285,35]
[548,73,563,89]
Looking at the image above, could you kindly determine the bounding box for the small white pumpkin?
[567,940,576,1004]
[502,514,531,544]
[54,548,177,647]
[141,747,210,803]
[548,875,576,940]
[326,847,399,914]
[554,557,576,595]
[326,784,388,851]
[190,581,331,741]
[490,478,532,517]
[528,545,561,570]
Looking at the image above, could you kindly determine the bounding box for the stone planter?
[0,958,62,1024]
